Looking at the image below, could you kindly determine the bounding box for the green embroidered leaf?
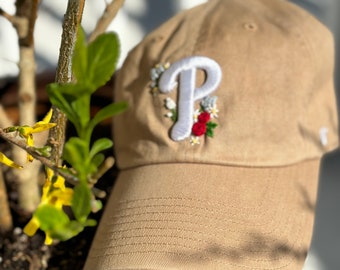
[206,122,218,129]
[206,128,214,138]
[206,122,218,138]
[170,109,177,122]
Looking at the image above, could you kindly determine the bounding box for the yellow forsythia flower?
[0,152,22,169]
[24,167,73,245]
[18,109,57,162]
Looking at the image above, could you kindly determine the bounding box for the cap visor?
[85,159,320,270]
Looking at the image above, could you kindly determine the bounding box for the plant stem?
[0,129,79,186]
[88,0,125,42]
[0,167,13,234]
[11,0,41,213]
[48,0,86,166]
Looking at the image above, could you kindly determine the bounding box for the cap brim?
[85,159,320,270]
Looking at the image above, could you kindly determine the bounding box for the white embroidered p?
[158,56,222,141]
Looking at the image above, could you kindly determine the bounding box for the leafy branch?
[24,27,127,244]
[0,0,126,244]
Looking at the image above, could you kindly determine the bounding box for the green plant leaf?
[84,219,97,227]
[48,82,90,97]
[33,145,52,157]
[72,27,88,85]
[47,83,78,125]
[70,95,90,129]
[89,138,113,159]
[63,137,88,176]
[90,153,105,169]
[88,101,128,132]
[72,28,120,91]
[34,205,70,232]
[49,220,84,242]
[87,32,120,89]
[72,182,92,224]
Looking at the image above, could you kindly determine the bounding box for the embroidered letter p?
[158,56,222,141]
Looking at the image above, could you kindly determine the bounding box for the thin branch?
[0,129,113,198]
[8,0,41,212]
[0,129,78,186]
[89,156,115,184]
[0,8,16,23]
[0,8,28,41]
[14,0,39,45]
[88,0,125,42]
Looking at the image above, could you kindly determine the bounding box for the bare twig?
[89,156,115,184]
[0,8,16,22]
[0,128,113,192]
[88,0,125,42]
[0,8,26,34]
[0,128,78,186]
[2,0,42,212]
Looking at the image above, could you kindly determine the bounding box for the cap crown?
[113,0,338,169]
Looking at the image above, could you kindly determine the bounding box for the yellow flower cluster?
[0,109,56,167]
[24,167,73,245]
[19,109,57,162]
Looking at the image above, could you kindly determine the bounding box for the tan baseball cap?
[84,0,338,269]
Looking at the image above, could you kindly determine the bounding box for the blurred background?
[0,1,339,269]
[0,0,206,78]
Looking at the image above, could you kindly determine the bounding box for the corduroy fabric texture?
[84,0,338,269]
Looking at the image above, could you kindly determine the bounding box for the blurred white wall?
[0,0,207,78]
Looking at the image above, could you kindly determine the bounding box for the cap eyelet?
[243,22,258,32]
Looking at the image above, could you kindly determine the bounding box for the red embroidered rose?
[192,122,207,136]
[198,111,210,123]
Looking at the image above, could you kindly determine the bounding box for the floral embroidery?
[150,62,170,95]
[164,96,218,145]
[150,62,219,145]
[164,97,177,121]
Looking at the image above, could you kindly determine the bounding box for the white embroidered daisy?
[193,109,201,123]
[190,136,200,145]
[165,111,173,118]
[208,105,219,118]
[164,97,176,110]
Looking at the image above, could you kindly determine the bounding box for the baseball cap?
[84,0,338,269]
